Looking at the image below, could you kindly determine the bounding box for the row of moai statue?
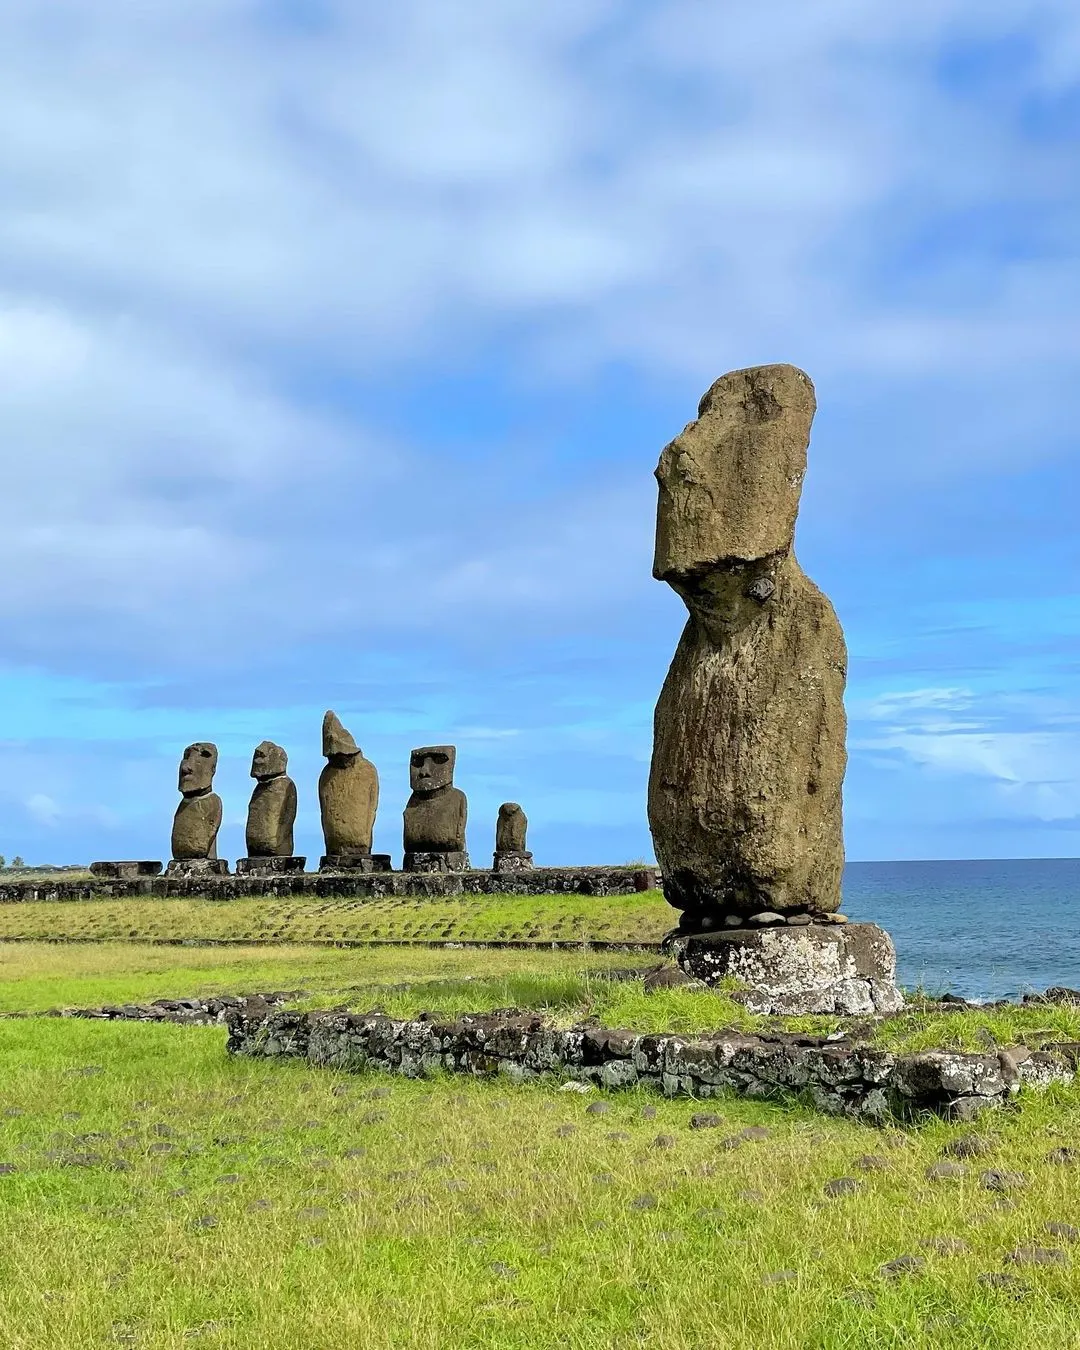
[92,711,532,881]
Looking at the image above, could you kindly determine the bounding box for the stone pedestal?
[235,856,306,876]
[671,922,904,1015]
[165,858,230,878]
[492,850,534,873]
[318,853,393,874]
[90,861,162,880]
[403,850,470,874]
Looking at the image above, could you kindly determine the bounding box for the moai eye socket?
[200,748,212,758]
[432,753,448,766]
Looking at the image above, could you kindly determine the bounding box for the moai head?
[322,711,359,764]
[410,746,456,794]
[498,802,522,825]
[653,364,816,588]
[178,742,218,797]
[251,740,287,781]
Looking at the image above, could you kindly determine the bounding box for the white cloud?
[25,793,60,827]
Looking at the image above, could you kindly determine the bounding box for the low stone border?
[27,992,302,1024]
[0,865,658,904]
[224,1006,1080,1122]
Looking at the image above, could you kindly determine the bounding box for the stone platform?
[0,865,660,903]
[235,856,307,876]
[671,922,904,1015]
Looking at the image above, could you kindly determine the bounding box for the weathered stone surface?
[0,864,661,903]
[245,741,297,857]
[672,923,903,1015]
[235,856,306,876]
[493,802,533,870]
[89,861,162,879]
[164,857,229,878]
[318,712,379,858]
[403,746,469,872]
[171,743,222,861]
[226,1005,1080,1121]
[648,364,846,921]
[318,854,393,874]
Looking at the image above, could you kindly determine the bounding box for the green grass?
[3,1016,1080,1347]
[0,893,672,946]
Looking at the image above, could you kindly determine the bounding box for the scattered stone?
[748,912,786,926]
[640,1106,658,1121]
[843,1290,876,1309]
[1046,1222,1080,1242]
[879,1255,925,1279]
[0,1164,17,1175]
[555,1124,577,1138]
[977,1272,1028,1296]
[648,364,846,924]
[919,1236,969,1256]
[823,1178,862,1198]
[1006,1247,1067,1267]
[981,1169,1026,1192]
[926,1161,967,1182]
[786,913,812,926]
[854,1155,889,1173]
[359,1112,386,1126]
[690,1113,722,1130]
[1047,1146,1078,1165]
[642,965,697,991]
[943,1134,995,1159]
[606,1131,631,1142]
[652,1134,676,1149]
[192,1215,218,1231]
[763,1270,798,1285]
[342,1148,367,1160]
[631,1194,658,1211]
[739,1126,770,1142]
[585,1102,611,1116]
[721,1136,743,1151]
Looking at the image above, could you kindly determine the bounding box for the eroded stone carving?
[318,711,380,871]
[403,745,469,872]
[237,741,304,875]
[168,742,227,876]
[493,802,533,872]
[648,364,846,927]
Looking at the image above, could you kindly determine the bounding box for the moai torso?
[171,742,223,860]
[495,803,528,853]
[647,365,846,922]
[318,712,379,856]
[403,746,467,854]
[246,742,297,857]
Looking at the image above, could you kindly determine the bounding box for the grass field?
[3,907,1080,1347]
[0,893,672,946]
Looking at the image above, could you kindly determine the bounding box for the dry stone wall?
[225,1005,1080,1122]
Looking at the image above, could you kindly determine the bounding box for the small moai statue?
[167,742,228,876]
[318,711,388,872]
[402,746,469,872]
[492,802,533,872]
[236,741,304,875]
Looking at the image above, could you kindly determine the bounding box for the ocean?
[844,858,1080,1002]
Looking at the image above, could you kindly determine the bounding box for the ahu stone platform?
[0,865,660,904]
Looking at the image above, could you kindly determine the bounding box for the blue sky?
[0,0,1077,866]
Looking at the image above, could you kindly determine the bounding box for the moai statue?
[318,711,388,872]
[167,742,227,876]
[648,365,847,932]
[236,741,304,875]
[492,802,533,872]
[403,746,469,872]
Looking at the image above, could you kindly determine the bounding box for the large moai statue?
[236,741,304,875]
[403,746,469,872]
[492,802,533,872]
[167,742,227,876]
[318,712,388,872]
[649,365,901,1014]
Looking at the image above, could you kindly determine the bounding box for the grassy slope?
[0,893,673,945]
[2,1018,1080,1348]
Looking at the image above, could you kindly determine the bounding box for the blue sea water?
[844,858,1080,1002]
